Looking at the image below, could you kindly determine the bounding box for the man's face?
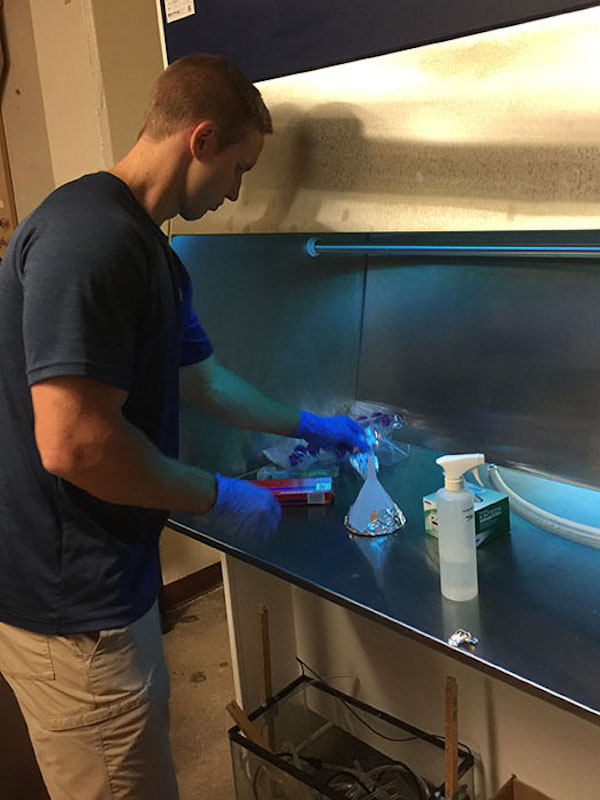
[181,128,264,221]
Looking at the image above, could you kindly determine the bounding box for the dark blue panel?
[159,1,600,81]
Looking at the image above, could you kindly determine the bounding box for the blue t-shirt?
[0,172,212,634]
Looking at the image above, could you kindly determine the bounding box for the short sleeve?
[179,265,213,367]
[21,222,146,390]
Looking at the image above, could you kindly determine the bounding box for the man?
[0,54,366,799]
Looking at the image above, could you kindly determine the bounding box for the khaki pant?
[0,602,179,800]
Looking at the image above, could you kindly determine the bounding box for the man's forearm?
[50,415,217,512]
[183,361,300,436]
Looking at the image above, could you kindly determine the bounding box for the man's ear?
[190,121,218,160]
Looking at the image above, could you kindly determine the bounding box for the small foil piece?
[447,629,479,649]
[344,505,406,537]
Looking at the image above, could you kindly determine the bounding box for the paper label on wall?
[165,0,195,24]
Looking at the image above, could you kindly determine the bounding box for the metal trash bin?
[229,675,474,800]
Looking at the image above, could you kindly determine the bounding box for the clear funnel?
[344,455,406,536]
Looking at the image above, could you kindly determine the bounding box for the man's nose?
[226,175,242,202]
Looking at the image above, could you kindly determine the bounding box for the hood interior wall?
[173,229,600,491]
[355,229,600,491]
[173,232,367,477]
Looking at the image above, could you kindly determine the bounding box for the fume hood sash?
[157,0,600,82]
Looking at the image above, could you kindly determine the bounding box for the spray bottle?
[435,453,485,601]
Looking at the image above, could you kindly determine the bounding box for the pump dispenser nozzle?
[436,453,485,492]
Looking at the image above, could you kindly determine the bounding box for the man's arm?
[32,375,217,511]
[180,355,368,454]
[179,355,300,436]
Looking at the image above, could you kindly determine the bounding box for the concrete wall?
[1,0,54,219]
[3,0,164,218]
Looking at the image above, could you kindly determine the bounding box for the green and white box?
[423,481,510,547]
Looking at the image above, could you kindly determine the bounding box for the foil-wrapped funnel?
[344,455,406,536]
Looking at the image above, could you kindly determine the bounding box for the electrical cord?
[296,658,420,744]
[296,659,473,785]
[251,756,427,800]
[328,762,430,800]
[296,657,473,760]
[294,659,432,799]
[251,753,323,800]
[327,769,383,799]
[250,753,377,799]
[366,763,429,800]
[246,659,473,800]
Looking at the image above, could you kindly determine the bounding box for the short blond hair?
[140,53,272,148]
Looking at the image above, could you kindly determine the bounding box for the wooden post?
[259,605,273,703]
[258,604,276,751]
[445,676,458,799]
[0,1,18,258]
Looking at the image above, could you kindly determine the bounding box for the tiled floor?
[164,587,236,800]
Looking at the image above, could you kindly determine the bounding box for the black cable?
[327,765,427,800]
[366,763,429,800]
[251,747,430,800]
[326,768,375,796]
[274,751,323,770]
[250,659,466,800]
[297,657,473,759]
[279,751,427,800]
[295,659,430,798]
[296,658,421,743]
[429,733,473,760]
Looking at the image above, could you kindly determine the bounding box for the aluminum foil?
[344,504,406,537]
[447,629,479,649]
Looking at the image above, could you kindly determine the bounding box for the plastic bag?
[348,401,410,467]
[262,437,344,472]
[262,401,410,473]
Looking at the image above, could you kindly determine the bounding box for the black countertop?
[168,445,600,724]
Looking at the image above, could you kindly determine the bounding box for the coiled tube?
[487,464,600,549]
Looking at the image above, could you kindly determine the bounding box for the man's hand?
[292,410,368,455]
[196,474,281,544]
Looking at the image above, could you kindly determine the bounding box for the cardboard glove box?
[491,775,556,800]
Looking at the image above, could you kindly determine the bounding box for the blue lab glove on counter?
[196,474,281,544]
[293,410,369,455]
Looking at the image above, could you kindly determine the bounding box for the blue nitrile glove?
[196,474,281,545]
[292,410,369,455]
